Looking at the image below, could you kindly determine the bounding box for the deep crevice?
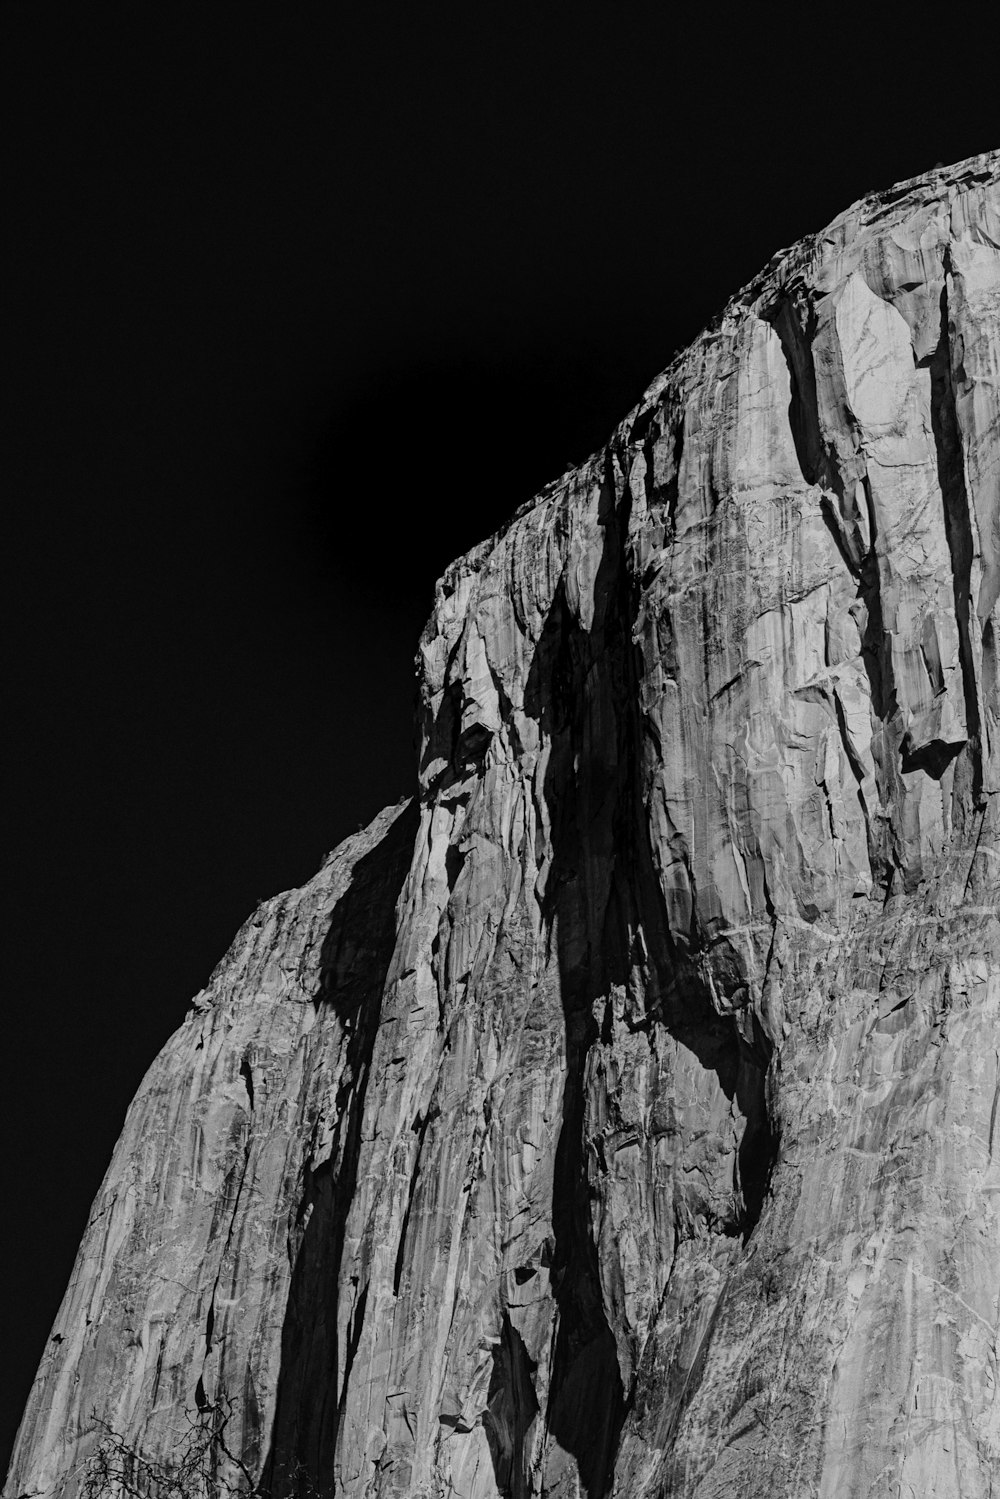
[927,271,983,808]
[483,1314,540,1499]
[239,1056,255,1113]
[765,287,863,568]
[521,480,628,1499]
[392,1109,431,1296]
[516,454,780,1497]
[733,1028,778,1243]
[259,801,419,1498]
[768,287,907,888]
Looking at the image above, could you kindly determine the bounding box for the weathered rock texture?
[6,152,1000,1499]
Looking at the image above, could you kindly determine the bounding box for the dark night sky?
[2,1,995,1470]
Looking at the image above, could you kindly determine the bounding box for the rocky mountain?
[6,151,1000,1499]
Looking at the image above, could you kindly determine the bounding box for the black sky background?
[3,1,996,1469]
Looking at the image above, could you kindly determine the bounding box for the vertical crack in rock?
[731,1035,776,1243]
[855,490,910,890]
[767,283,907,888]
[261,802,419,1497]
[518,459,780,1495]
[521,480,628,1497]
[200,1106,255,1404]
[615,419,779,1255]
[240,1055,256,1113]
[392,1109,432,1297]
[767,288,852,541]
[483,1314,540,1499]
[924,266,983,807]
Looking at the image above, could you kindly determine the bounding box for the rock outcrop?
[6,151,1000,1499]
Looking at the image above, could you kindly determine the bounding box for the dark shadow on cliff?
[925,274,984,814]
[766,291,909,888]
[768,278,987,882]
[507,460,776,1498]
[518,516,627,1499]
[258,800,418,1498]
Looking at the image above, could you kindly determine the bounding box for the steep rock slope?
[6,151,1000,1499]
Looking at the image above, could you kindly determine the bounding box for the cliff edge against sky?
[6,151,1000,1499]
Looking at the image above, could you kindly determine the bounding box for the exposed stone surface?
[4,801,417,1499]
[6,151,1000,1499]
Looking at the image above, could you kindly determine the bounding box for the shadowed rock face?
[6,152,1000,1499]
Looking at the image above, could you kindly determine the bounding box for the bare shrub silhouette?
[79,1396,322,1499]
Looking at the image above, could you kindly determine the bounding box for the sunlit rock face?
[6,151,1000,1499]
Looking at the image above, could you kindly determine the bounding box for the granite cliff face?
[7,152,1000,1499]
